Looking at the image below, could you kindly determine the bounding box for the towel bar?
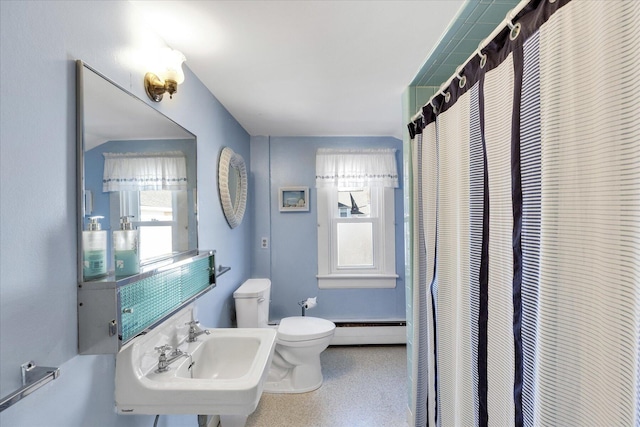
[216,265,231,277]
[0,361,60,412]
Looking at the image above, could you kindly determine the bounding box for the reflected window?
[138,191,174,260]
[140,191,173,221]
[115,190,188,263]
[139,225,172,260]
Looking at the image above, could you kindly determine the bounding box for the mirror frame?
[218,147,247,229]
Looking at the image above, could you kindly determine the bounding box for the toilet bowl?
[233,279,335,394]
[264,316,335,393]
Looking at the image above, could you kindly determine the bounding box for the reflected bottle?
[113,216,140,277]
[83,216,107,280]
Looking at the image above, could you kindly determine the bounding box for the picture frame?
[279,186,309,212]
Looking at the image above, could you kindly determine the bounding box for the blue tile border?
[410,0,520,87]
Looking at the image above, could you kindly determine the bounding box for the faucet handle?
[154,344,172,355]
[185,320,200,328]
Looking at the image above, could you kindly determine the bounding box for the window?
[113,190,188,263]
[103,151,190,263]
[316,148,398,289]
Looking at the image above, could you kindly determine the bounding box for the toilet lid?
[277,316,335,342]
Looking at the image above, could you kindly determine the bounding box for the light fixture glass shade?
[144,48,187,102]
[158,48,186,84]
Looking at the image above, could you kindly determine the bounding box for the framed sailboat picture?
[279,187,309,212]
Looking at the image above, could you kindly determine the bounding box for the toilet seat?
[277,316,335,342]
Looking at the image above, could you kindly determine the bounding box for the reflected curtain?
[102,151,187,192]
[409,0,640,426]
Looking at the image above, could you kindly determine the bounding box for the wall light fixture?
[144,48,186,102]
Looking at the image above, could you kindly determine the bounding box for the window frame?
[317,186,397,289]
[333,217,377,271]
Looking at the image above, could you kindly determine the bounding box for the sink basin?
[186,334,262,380]
[145,333,265,382]
[115,306,276,420]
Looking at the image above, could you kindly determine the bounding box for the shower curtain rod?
[410,0,532,123]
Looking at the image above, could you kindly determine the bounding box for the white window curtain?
[315,148,398,188]
[102,151,187,192]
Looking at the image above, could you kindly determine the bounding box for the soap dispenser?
[113,216,140,277]
[83,216,107,280]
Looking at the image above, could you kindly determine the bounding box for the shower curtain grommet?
[456,69,467,88]
[508,21,521,40]
[478,51,487,69]
[429,99,438,115]
[455,65,467,89]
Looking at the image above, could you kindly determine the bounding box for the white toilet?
[233,278,335,393]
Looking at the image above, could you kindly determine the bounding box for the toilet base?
[263,361,324,394]
[219,414,248,427]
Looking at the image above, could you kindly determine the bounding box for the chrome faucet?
[185,320,210,342]
[154,345,189,373]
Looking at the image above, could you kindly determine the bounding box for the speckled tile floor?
[245,345,408,427]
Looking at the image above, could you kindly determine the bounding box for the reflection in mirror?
[218,147,247,229]
[228,165,239,208]
[78,60,198,282]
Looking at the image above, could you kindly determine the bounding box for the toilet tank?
[233,278,271,328]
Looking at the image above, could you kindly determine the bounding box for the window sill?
[316,274,398,289]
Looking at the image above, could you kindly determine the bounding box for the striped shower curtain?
[410,0,640,426]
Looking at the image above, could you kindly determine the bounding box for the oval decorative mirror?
[218,147,247,228]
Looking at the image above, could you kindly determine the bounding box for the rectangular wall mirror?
[77,60,198,284]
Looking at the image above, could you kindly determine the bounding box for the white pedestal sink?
[115,304,276,427]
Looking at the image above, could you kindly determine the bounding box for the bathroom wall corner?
[250,136,272,279]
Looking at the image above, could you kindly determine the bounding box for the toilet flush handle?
[257,297,265,303]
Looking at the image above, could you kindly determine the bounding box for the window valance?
[315,148,398,188]
[103,151,187,192]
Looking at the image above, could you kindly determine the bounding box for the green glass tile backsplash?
[119,257,212,342]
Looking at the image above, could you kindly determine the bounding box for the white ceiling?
[130,1,465,138]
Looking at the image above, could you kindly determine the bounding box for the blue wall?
[250,136,406,322]
[0,2,250,426]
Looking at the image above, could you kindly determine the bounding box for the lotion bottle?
[83,216,107,280]
[113,216,140,277]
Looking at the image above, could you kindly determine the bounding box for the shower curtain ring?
[429,98,437,114]
[455,67,467,88]
[476,43,487,69]
[477,50,487,69]
[440,89,450,104]
[505,7,521,41]
[507,21,521,40]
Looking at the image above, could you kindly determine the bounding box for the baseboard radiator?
[330,321,407,345]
